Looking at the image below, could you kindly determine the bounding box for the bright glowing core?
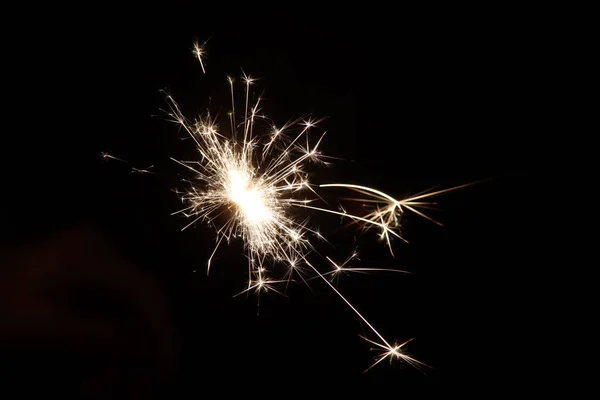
[227,169,272,222]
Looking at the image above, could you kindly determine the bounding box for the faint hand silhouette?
[0,227,175,398]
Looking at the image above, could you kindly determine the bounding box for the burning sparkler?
[163,40,470,371]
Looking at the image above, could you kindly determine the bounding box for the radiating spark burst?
[164,42,470,372]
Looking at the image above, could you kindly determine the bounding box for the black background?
[1,4,546,396]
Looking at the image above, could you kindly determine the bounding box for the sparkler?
[163,40,469,372]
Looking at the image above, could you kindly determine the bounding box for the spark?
[323,254,411,284]
[359,336,430,373]
[131,166,155,175]
[313,182,478,255]
[101,152,157,176]
[164,42,471,371]
[100,152,127,163]
[192,39,208,74]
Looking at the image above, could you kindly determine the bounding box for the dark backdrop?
[1,4,544,397]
